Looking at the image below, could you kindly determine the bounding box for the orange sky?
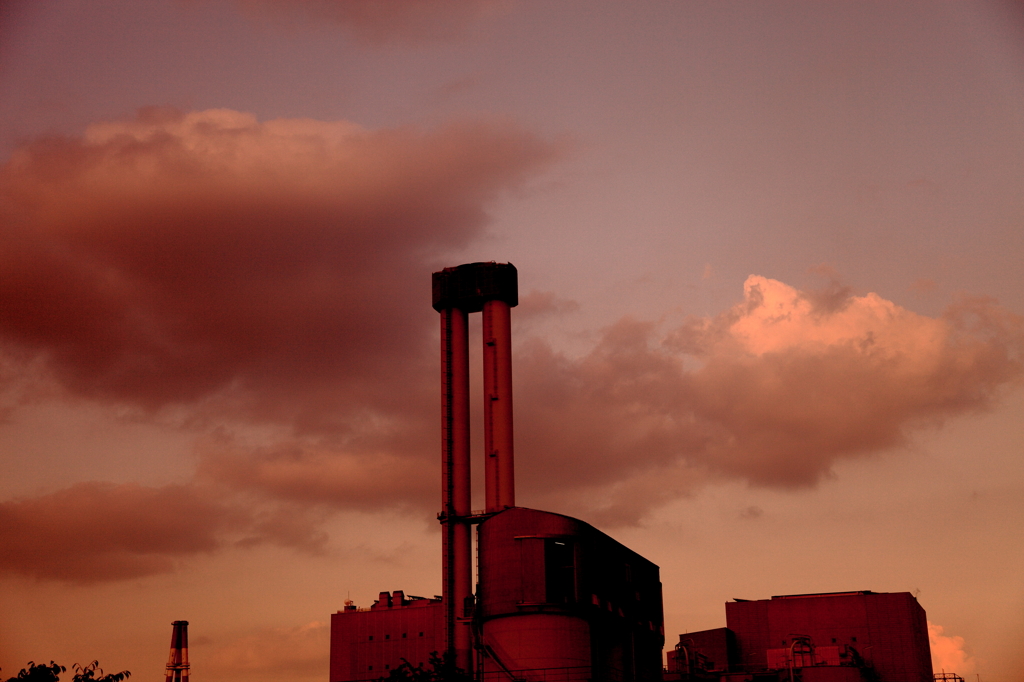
[1,2,1023,680]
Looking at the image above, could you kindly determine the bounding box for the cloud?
[0,107,557,423]
[515,290,580,320]
[0,478,343,582]
[929,622,977,676]
[515,276,1023,523]
[199,621,329,682]
[230,0,507,44]
[0,106,559,580]
[195,433,435,512]
[682,277,1022,483]
[739,505,763,520]
[3,270,1020,577]
[2,107,1021,547]
[0,482,238,582]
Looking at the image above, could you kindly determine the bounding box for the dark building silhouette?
[667,591,933,682]
[329,264,665,681]
[668,628,737,678]
[330,593,444,681]
[328,264,935,682]
[477,507,664,681]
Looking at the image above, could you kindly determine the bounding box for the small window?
[831,638,837,644]
[368,667,373,671]
[852,637,857,643]
[402,633,407,638]
[419,632,424,637]
[385,634,390,640]
[368,636,373,641]
[385,665,390,670]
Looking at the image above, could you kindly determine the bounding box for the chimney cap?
[432,262,518,312]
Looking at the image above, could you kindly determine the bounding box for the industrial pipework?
[164,621,190,682]
[432,262,518,673]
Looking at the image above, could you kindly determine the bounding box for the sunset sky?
[1,1,1023,680]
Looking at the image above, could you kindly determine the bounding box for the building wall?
[330,593,444,682]
[477,507,664,682]
[725,591,932,682]
[668,627,736,674]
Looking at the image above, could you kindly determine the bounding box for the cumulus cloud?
[231,0,506,44]
[516,276,1022,522]
[2,106,1021,575]
[929,622,977,676]
[0,106,559,580]
[3,271,1020,577]
[0,107,556,420]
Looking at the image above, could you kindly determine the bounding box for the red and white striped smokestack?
[432,262,518,672]
[165,620,189,682]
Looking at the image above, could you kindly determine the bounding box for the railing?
[339,665,595,682]
[479,665,594,682]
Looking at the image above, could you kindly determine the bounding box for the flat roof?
[769,591,875,600]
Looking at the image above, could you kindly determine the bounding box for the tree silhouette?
[382,652,472,682]
[3,661,129,682]
[70,662,130,682]
[3,662,64,682]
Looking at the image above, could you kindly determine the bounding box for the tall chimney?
[432,262,518,672]
[164,621,189,682]
[482,298,515,511]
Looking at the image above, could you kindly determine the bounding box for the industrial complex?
[665,591,933,682]
[328,263,936,682]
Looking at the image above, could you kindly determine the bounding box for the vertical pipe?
[164,628,176,682]
[441,308,472,672]
[179,622,189,682]
[482,299,515,512]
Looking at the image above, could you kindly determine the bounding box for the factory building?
[477,507,664,681]
[329,263,665,682]
[329,264,935,682]
[666,591,933,682]
[329,593,444,681]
